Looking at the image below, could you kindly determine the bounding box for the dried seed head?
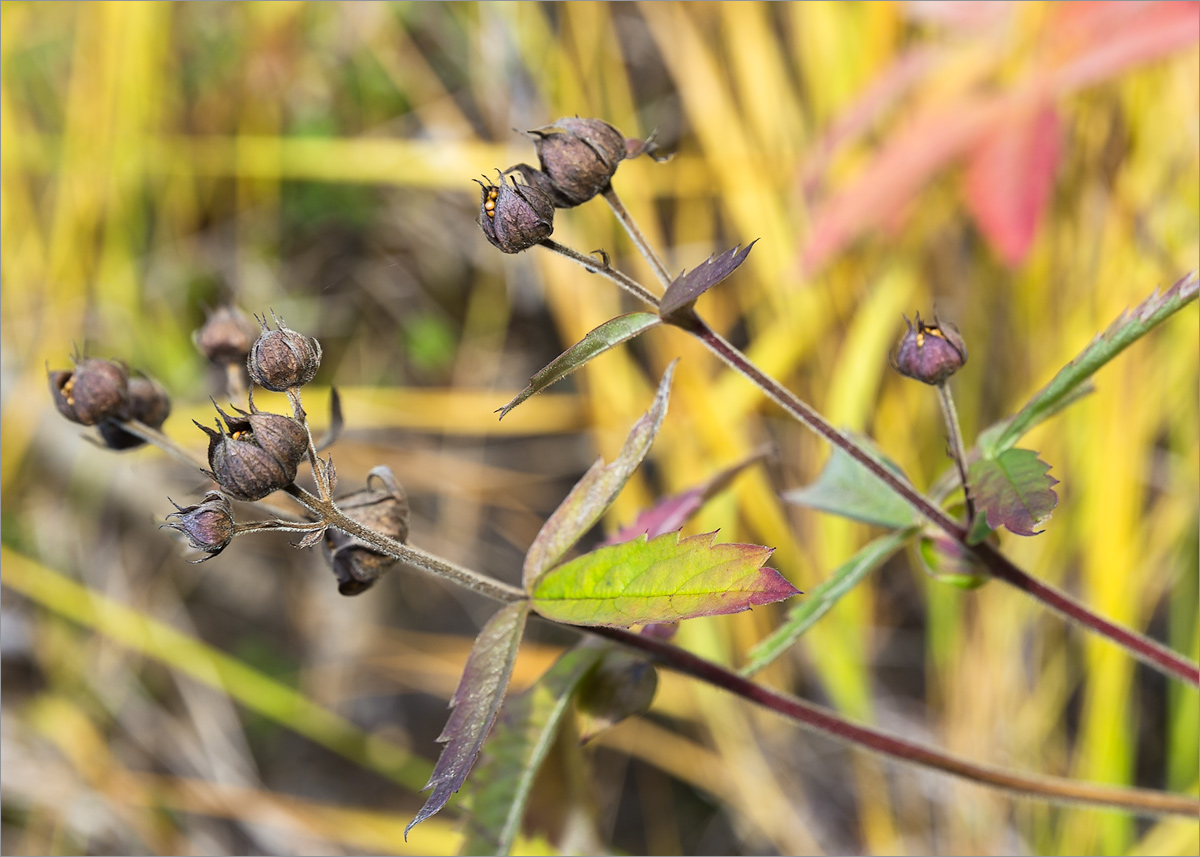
[508,117,627,207]
[49,357,130,426]
[98,375,173,450]
[194,304,260,366]
[323,467,409,596]
[890,313,968,385]
[164,491,235,562]
[196,397,308,501]
[476,173,554,253]
[247,314,322,392]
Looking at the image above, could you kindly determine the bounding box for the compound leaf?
[497,313,660,420]
[406,601,530,840]
[530,530,796,627]
[523,362,675,588]
[968,448,1058,537]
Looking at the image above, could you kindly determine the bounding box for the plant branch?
[586,624,1198,818]
[282,484,527,604]
[602,185,672,287]
[936,382,975,521]
[539,242,1200,686]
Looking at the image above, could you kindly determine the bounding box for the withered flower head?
[890,313,968,385]
[324,466,409,596]
[98,375,173,450]
[194,304,260,366]
[195,395,308,501]
[507,117,666,208]
[49,356,130,426]
[476,172,554,253]
[164,491,235,562]
[247,313,322,392]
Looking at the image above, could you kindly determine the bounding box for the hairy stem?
[936,382,975,522]
[282,484,526,604]
[539,241,1200,687]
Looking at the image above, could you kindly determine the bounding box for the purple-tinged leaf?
[576,648,657,744]
[604,449,769,545]
[461,643,604,856]
[740,529,909,677]
[530,530,796,627]
[523,363,676,589]
[405,600,530,840]
[782,438,917,529]
[659,241,758,319]
[968,448,1059,537]
[978,271,1198,457]
[497,313,661,420]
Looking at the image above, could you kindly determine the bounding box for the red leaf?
[964,102,1061,267]
[1049,2,1199,93]
[802,98,1003,273]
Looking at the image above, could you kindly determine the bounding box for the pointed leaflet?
[523,362,676,588]
[406,601,530,840]
[497,313,660,420]
[740,529,911,677]
[968,448,1058,537]
[603,449,768,545]
[978,271,1198,457]
[461,643,604,856]
[530,530,797,627]
[659,241,758,319]
[782,438,917,529]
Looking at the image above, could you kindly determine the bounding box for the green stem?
[936,381,975,522]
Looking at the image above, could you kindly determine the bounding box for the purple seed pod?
[163,491,235,562]
[49,357,130,426]
[98,375,173,450]
[890,313,968,385]
[476,173,555,253]
[194,304,260,367]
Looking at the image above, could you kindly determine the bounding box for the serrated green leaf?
[406,601,530,840]
[968,448,1059,537]
[782,438,917,528]
[530,530,797,627]
[740,529,911,677]
[523,362,675,589]
[979,271,1197,457]
[460,643,604,856]
[497,313,661,420]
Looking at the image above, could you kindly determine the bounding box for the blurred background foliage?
[1,2,1197,854]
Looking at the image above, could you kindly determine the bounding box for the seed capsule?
[323,467,409,596]
[247,314,322,392]
[195,397,308,501]
[49,357,130,426]
[98,375,172,450]
[164,491,235,562]
[476,173,554,254]
[890,313,968,385]
[194,304,260,366]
